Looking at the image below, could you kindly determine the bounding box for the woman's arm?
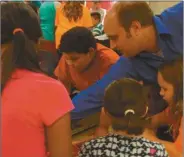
[46,113,72,157]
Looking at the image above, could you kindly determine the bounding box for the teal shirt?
[31,1,42,8]
[39,2,59,41]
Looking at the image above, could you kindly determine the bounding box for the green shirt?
[39,2,60,41]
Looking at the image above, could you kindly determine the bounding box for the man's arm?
[71,57,137,120]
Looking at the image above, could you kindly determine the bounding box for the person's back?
[2,69,73,157]
[55,2,93,48]
[39,2,60,41]
[78,78,168,157]
[79,134,168,157]
[1,2,73,157]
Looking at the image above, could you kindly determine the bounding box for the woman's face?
[157,72,174,105]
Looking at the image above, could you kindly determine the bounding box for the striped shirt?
[92,23,104,37]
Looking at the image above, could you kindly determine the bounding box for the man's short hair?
[59,26,97,54]
[113,2,154,31]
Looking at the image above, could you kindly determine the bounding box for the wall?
[148,1,180,14]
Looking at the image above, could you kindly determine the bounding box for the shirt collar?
[153,16,171,35]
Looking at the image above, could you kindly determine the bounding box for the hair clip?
[13,28,24,35]
[124,109,135,116]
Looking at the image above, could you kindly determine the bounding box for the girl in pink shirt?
[1,2,74,157]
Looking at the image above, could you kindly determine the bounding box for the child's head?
[59,26,97,72]
[158,57,183,107]
[91,12,101,26]
[1,2,42,91]
[104,78,149,135]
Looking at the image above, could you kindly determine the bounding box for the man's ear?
[130,21,142,37]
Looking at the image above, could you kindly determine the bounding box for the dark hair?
[113,2,154,32]
[1,2,42,91]
[143,84,168,116]
[91,12,101,22]
[59,26,97,54]
[104,78,149,135]
[26,2,38,14]
[158,56,183,138]
[62,2,83,22]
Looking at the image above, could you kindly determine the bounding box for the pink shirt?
[2,69,74,157]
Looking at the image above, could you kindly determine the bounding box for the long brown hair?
[62,2,83,22]
[158,56,183,139]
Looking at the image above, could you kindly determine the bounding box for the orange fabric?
[55,4,93,48]
[54,43,119,91]
[174,119,183,153]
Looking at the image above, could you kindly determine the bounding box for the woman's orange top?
[55,4,93,48]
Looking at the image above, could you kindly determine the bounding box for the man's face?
[157,72,174,105]
[104,13,142,57]
[63,51,94,72]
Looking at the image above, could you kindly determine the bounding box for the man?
[71,2,183,119]
[54,26,119,95]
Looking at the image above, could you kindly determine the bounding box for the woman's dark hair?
[104,78,149,135]
[1,2,42,91]
[158,56,183,139]
[59,26,96,54]
[26,2,38,14]
[62,2,83,22]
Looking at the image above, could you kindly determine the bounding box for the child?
[157,56,183,153]
[78,78,169,157]
[91,12,104,36]
[90,1,106,23]
[54,27,119,96]
[1,2,73,157]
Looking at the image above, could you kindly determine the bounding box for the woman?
[1,2,73,157]
[55,1,93,48]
